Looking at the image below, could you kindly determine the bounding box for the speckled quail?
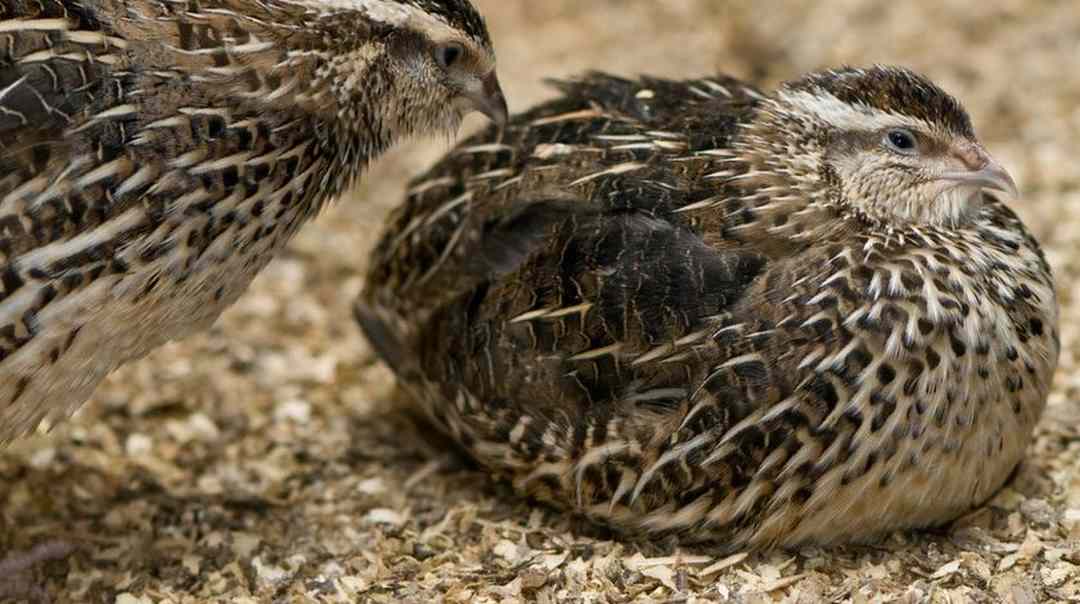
[356,66,1059,549]
[0,0,506,443]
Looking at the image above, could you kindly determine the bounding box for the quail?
[0,0,506,444]
[356,66,1059,549]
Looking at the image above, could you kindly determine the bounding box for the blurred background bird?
[0,0,506,445]
[357,65,1059,549]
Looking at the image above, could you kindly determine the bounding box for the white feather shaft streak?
[189,151,255,175]
[114,164,160,199]
[19,48,120,65]
[13,206,146,272]
[167,38,276,60]
[64,30,128,48]
[0,18,70,33]
[569,162,647,187]
[74,158,133,189]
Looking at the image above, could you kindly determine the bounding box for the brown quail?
[356,66,1059,549]
[0,0,505,591]
[0,0,506,444]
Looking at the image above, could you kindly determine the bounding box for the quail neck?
[357,65,1058,548]
[0,0,505,442]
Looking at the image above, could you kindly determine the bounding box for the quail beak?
[464,71,509,128]
[939,148,1021,201]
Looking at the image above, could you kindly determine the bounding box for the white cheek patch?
[778,89,933,134]
[832,150,982,226]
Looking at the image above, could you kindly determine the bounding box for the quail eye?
[435,42,465,70]
[884,128,919,154]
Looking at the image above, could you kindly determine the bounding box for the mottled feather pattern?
[0,0,497,441]
[357,70,1059,548]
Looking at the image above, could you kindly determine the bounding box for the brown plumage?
[356,66,1059,549]
[0,0,505,444]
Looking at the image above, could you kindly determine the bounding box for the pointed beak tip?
[1002,172,1021,200]
[982,162,1021,201]
[466,71,508,129]
[489,94,508,129]
[485,74,509,128]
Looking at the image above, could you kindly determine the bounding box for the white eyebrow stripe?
[778,89,933,133]
[286,0,451,29]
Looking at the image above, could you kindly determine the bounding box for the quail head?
[357,66,1059,549]
[0,0,506,443]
